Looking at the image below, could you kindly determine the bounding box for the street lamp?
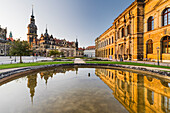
[156,47,160,65]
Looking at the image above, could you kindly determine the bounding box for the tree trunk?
[20,56,23,63]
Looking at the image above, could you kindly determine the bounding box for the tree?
[10,39,31,63]
[49,50,60,57]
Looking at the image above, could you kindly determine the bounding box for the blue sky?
[0,0,134,47]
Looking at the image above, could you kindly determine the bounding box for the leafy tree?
[49,50,60,57]
[10,39,31,63]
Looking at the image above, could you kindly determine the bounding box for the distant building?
[84,46,95,58]
[76,47,85,57]
[0,26,11,56]
[27,7,77,57]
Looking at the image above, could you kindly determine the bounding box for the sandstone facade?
[95,0,170,62]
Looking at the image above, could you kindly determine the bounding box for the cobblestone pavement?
[0,56,53,65]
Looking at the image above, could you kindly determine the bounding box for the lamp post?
[156,47,160,65]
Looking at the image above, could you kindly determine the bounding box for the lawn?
[86,61,170,69]
[0,61,74,69]
[1,61,170,70]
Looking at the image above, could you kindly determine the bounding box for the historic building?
[144,0,170,62]
[27,7,38,48]
[95,68,170,113]
[95,0,170,62]
[0,26,11,56]
[84,46,95,58]
[27,7,77,57]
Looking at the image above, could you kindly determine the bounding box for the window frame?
[147,16,154,31]
[162,8,170,26]
[162,36,170,54]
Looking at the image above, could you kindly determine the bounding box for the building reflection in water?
[95,68,170,113]
[26,67,169,112]
[27,67,76,104]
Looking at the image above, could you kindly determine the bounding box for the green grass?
[86,61,170,69]
[0,61,73,69]
[1,60,169,70]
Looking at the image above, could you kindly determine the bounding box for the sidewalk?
[120,65,170,72]
[74,58,85,64]
[0,67,28,74]
[98,57,170,67]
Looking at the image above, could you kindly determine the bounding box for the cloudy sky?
[0,0,134,47]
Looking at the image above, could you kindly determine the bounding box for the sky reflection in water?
[0,67,169,113]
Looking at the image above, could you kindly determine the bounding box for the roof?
[86,46,95,50]
[78,48,85,51]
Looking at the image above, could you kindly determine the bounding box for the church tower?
[27,6,38,46]
[76,38,78,50]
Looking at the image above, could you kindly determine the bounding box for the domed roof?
[28,23,37,29]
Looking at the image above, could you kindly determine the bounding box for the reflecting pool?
[0,67,169,113]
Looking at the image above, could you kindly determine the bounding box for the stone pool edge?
[0,63,170,81]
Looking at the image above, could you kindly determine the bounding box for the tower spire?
[46,24,48,33]
[32,5,34,16]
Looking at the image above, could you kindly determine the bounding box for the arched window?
[162,8,170,26]
[148,16,154,31]
[147,39,153,54]
[162,36,170,53]
[122,28,125,37]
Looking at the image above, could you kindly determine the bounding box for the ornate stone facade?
[95,0,170,62]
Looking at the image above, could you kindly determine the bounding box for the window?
[148,16,154,31]
[162,36,170,53]
[162,8,170,26]
[111,48,113,55]
[109,38,111,44]
[161,96,170,112]
[147,89,154,105]
[147,39,153,54]
[112,36,114,43]
[122,28,125,37]
[127,25,130,35]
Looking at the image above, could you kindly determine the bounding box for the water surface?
[0,67,169,113]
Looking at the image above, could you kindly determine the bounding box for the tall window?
[162,8,170,26]
[162,36,170,53]
[122,28,125,37]
[127,25,130,35]
[148,16,154,31]
[147,89,154,105]
[147,39,153,54]
[112,36,114,43]
[111,48,113,55]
